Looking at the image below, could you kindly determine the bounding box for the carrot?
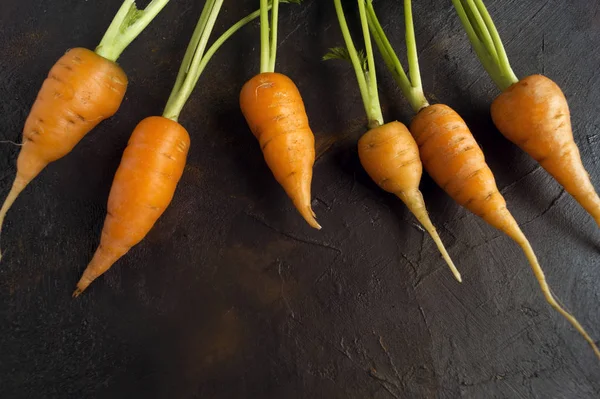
[452,0,600,228]
[239,0,321,229]
[358,122,461,281]
[366,0,600,358]
[0,0,170,259]
[74,1,279,295]
[74,117,190,296]
[493,76,600,225]
[328,0,460,281]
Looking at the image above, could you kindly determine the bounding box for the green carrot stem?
[403,0,422,91]
[453,0,518,91]
[463,0,499,63]
[357,0,384,128]
[260,0,271,73]
[332,0,383,128]
[164,0,215,112]
[163,0,223,121]
[365,0,428,113]
[473,0,517,85]
[194,8,265,85]
[96,0,170,62]
[268,0,281,71]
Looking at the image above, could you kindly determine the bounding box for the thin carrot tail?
[297,204,321,230]
[509,227,600,359]
[0,176,29,261]
[398,190,462,282]
[73,244,125,297]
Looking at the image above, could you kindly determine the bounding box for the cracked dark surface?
[1,0,600,398]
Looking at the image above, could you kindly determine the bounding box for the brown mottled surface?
[1,0,600,398]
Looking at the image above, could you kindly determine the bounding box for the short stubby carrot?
[73,116,189,296]
[358,121,461,281]
[411,103,600,358]
[0,48,127,245]
[491,74,600,226]
[240,72,320,229]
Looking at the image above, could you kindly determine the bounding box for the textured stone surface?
[1,0,599,397]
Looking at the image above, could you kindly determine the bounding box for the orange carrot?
[411,104,600,359]
[239,0,320,229]
[367,0,599,359]
[0,0,170,259]
[491,75,600,225]
[359,121,461,281]
[74,116,189,296]
[329,0,459,279]
[452,1,600,227]
[240,73,320,229]
[74,1,269,295]
[0,49,127,257]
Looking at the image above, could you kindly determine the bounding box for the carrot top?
[364,0,429,114]
[95,0,171,62]
[327,0,384,129]
[257,0,302,73]
[451,0,518,91]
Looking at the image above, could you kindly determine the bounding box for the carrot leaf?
[95,0,170,62]
[323,47,368,72]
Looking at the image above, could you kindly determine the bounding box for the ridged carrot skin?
[239,72,320,229]
[0,48,127,243]
[410,103,600,359]
[73,116,190,296]
[491,74,600,226]
[358,121,461,281]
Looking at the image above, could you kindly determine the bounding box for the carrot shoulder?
[240,72,320,229]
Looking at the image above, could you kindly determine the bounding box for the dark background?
[1,0,599,397]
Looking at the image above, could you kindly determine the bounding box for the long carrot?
[239,0,321,229]
[328,0,460,281]
[74,1,270,296]
[452,0,600,228]
[365,0,600,359]
[0,0,170,260]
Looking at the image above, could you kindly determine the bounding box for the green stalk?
[463,0,499,63]
[163,0,224,121]
[332,0,383,128]
[96,0,170,62]
[260,0,271,73]
[193,8,265,87]
[452,0,518,91]
[163,0,216,114]
[357,0,384,128]
[268,0,280,71]
[402,0,429,112]
[403,0,420,90]
[365,0,428,113]
[473,0,518,86]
